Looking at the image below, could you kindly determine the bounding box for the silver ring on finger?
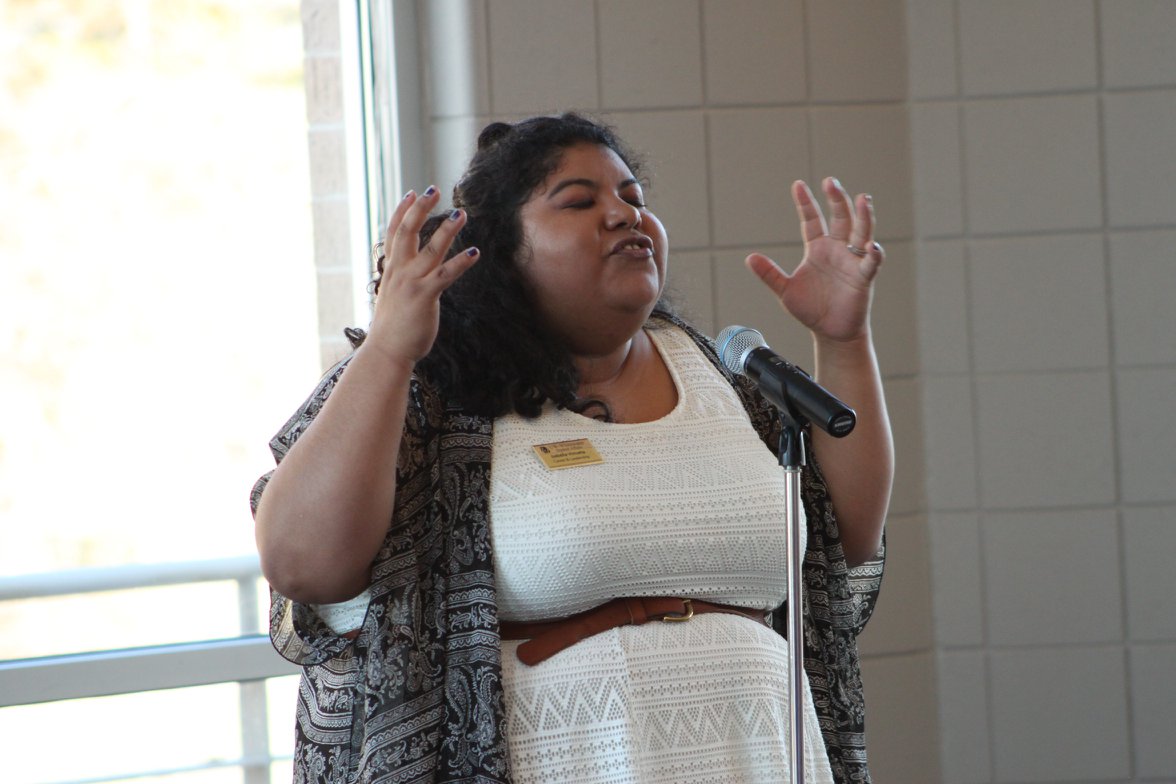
[846,243,868,258]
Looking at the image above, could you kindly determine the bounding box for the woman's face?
[517,143,668,354]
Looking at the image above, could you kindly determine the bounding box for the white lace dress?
[489,324,834,784]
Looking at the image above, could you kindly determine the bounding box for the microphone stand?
[777,413,808,784]
[715,323,856,783]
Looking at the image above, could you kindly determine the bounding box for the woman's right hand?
[364,187,480,368]
[256,188,478,603]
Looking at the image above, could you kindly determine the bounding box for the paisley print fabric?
[249,314,884,783]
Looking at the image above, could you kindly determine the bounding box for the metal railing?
[0,555,301,784]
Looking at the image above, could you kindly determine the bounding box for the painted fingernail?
[465,247,479,257]
[449,209,462,221]
[424,185,437,197]
[865,193,873,202]
[831,177,842,189]
[402,189,414,201]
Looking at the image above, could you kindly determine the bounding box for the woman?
[252,113,892,784]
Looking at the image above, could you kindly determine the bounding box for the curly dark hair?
[366,112,671,419]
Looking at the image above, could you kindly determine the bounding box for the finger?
[383,189,416,241]
[375,190,417,264]
[824,177,854,241]
[389,185,441,263]
[745,252,792,299]
[416,208,469,266]
[414,246,481,304]
[847,193,875,253]
[430,246,481,291]
[860,240,884,281]
[792,180,828,244]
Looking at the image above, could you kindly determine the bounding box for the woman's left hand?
[746,177,884,343]
[746,178,892,567]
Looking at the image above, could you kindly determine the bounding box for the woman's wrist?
[353,333,419,379]
[812,329,876,368]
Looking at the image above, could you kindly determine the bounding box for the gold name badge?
[531,438,604,470]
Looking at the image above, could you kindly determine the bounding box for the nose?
[605,197,641,230]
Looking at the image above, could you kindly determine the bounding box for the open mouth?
[610,235,654,256]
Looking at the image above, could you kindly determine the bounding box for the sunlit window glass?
[0,675,301,783]
[0,0,319,658]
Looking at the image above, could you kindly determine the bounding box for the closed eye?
[562,194,645,209]
[622,185,646,208]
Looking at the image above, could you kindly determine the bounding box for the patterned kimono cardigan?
[250,316,885,784]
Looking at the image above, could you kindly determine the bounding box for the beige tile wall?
[909,1,1176,782]
[299,1,1176,781]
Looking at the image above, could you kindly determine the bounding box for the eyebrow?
[546,176,641,200]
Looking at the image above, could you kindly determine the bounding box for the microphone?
[716,325,856,437]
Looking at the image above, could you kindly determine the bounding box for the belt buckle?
[660,598,694,622]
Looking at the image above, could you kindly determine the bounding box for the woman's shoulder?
[265,331,468,461]
[648,310,712,345]
[266,351,355,463]
[649,312,734,375]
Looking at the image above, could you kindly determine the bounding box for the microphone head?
[716,325,767,375]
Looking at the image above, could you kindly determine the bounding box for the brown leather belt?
[499,596,769,666]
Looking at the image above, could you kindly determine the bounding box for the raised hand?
[255,187,479,603]
[365,187,480,367]
[743,177,892,566]
[745,177,884,344]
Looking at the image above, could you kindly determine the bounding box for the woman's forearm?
[253,341,414,604]
[254,186,478,604]
[810,332,893,567]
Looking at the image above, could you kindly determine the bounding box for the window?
[0,0,375,780]
[0,0,319,651]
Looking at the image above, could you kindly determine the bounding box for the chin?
[615,275,664,306]
[609,294,661,321]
